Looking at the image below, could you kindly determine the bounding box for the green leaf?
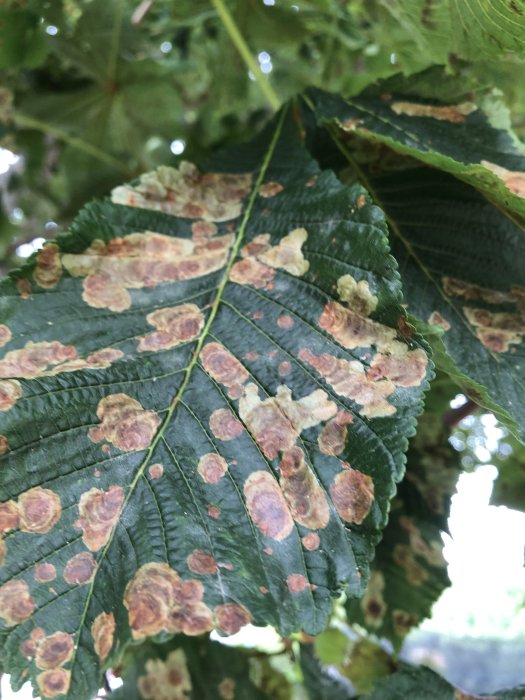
[492,431,525,511]
[0,8,48,69]
[346,378,459,648]
[0,109,430,699]
[310,88,525,223]
[300,644,353,700]
[111,635,273,700]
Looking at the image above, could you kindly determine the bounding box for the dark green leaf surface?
[301,643,353,700]
[111,636,271,700]
[0,111,430,699]
[310,89,525,222]
[346,379,459,648]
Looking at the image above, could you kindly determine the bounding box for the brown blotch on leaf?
[481,160,525,198]
[287,573,309,592]
[0,500,19,534]
[209,408,244,441]
[111,162,252,221]
[280,447,330,529]
[230,257,275,289]
[200,342,248,398]
[0,435,9,455]
[302,533,321,551]
[392,544,428,585]
[368,348,428,387]
[0,341,77,379]
[319,301,403,353]
[88,393,161,452]
[277,314,294,329]
[463,306,524,352]
[208,504,221,519]
[37,668,71,698]
[138,649,192,700]
[330,468,374,524]
[192,220,218,241]
[63,552,97,585]
[34,563,57,583]
[318,411,353,456]
[239,383,336,459]
[62,232,234,312]
[197,453,228,484]
[18,487,61,534]
[124,562,214,639]
[138,303,204,352]
[356,194,366,209]
[0,324,11,348]
[339,118,363,131]
[428,311,451,330]
[392,609,418,637]
[91,611,115,663]
[34,243,62,289]
[20,628,45,660]
[0,379,22,411]
[0,579,36,625]
[148,463,164,479]
[214,602,252,635]
[259,181,284,198]
[218,677,236,700]
[244,471,294,541]
[391,100,476,123]
[337,274,378,316]
[299,349,396,418]
[75,485,125,551]
[278,361,291,377]
[361,571,386,628]
[35,631,74,670]
[16,278,31,299]
[187,550,218,575]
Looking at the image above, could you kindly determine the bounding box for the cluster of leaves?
[1,1,525,699]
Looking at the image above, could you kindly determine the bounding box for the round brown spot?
[259,586,269,594]
[208,505,220,519]
[214,603,252,635]
[18,487,61,534]
[0,434,9,455]
[278,361,291,377]
[277,314,294,330]
[0,579,36,626]
[301,533,320,551]
[19,628,45,659]
[330,468,375,524]
[148,463,164,479]
[209,409,243,441]
[244,471,294,541]
[0,379,22,412]
[34,563,57,583]
[287,573,309,592]
[187,550,218,575]
[198,453,228,484]
[63,552,97,585]
[36,631,74,670]
[0,500,19,534]
[37,668,71,698]
[75,485,125,552]
[91,611,115,662]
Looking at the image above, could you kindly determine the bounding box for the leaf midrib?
[66,109,288,696]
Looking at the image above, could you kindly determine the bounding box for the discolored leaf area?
[346,378,460,648]
[0,110,430,698]
[304,99,525,439]
[310,88,525,222]
[110,636,273,700]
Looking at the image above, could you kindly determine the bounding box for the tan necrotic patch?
[197,453,228,484]
[218,678,236,700]
[428,311,451,330]
[329,468,374,524]
[191,220,218,241]
[187,550,218,575]
[368,348,428,387]
[148,463,164,479]
[0,379,22,411]
[230,228,309,288]
[16,278,31,299]
[463,306,524,352]
[62,231,234,312]
[200,342,248,399]
[112,162,252,222]
[302,532,321,551]
[481,160,525,198]
[337,275,378,316]
[124,562,213,639]
[0,324,11,348]
[390,101,476,123]
[244,471,294,541]
[287,573,310,592]
[138,303,204,352]
[214,602,252,635]
[0,435,8,455]
[75,485,125,551]
[391,609,418,637]
[34,563,57,583]
[277,314,294,329]
[138,648,192,700]
[0,579,36,625]
[88,394,161,452]
[361,571,386,628]
[35,631,74,670]
[37,669,71,698]
[34,243,62,289]
[280,447,330,529]
[18,487,61,533]
[209,408,244,441]
[392,544,428,585]
[63,552,97,585]
[0,500,19,534]
[20,627,45,659]
[239,383,336,459]
[318,411,353,456]
[91,611,115,662]
[259,181,284,198]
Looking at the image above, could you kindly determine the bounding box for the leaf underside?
[0,110,430,699]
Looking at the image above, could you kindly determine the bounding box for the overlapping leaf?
[0,111,430,699]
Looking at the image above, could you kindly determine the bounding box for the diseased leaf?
[111,636,272,700]
[346,378,460,648]
[0,110,430,699]
[310,88,525,223]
